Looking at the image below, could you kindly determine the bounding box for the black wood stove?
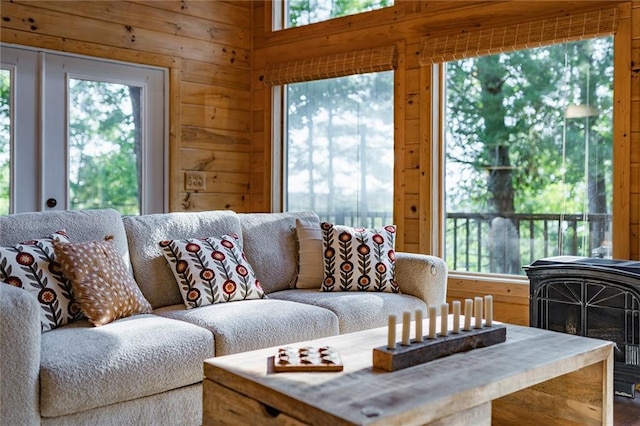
[524,256,640,398]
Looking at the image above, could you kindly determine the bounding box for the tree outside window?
[285,0,393,28]
[0,70,10,215]
[445,37,613,275]
[286,72,394,227]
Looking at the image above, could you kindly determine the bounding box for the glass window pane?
[286,72,394,227]
[444,37,613,276]
[68,79,141,215]
[286,0,393,28]
[0,69,10,215]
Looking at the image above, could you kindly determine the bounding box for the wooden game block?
[273,346,344,372]
[373,324,507,372]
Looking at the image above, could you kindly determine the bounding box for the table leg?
[428,402,491,426]
[492,354,613,425]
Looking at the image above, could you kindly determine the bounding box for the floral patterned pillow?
[320,222,399,293]
[159,234,266,309]
[0,231,82,332]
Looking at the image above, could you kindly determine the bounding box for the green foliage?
[287,0,393,27]
[286,71,394,222]
[446,38,613,216]
[445,37,613,274]
[0,75,141,215]
[0,70,10,215]
[68,79,140,215]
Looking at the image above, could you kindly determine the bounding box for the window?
[284,72,394,227]
[279,0,393,29]
[0,46,166,215]
[68,79,143,214]
[444,37,614,275]
[0,69,10,215]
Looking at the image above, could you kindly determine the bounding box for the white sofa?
[0,209,447,425]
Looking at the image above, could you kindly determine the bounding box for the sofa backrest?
[0,208,130,265]
[238,211,319,294]
[122,210,242,309]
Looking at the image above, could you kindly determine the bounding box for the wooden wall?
[0,0,253,212]
[632,0,640,261]
[252,1,640,325]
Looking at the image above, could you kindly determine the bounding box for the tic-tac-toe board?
[273,346,343,372]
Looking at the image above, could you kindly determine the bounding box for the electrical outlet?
[185,171,206,191]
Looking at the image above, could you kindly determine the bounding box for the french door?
[0,46,166,215]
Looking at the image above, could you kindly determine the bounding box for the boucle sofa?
[0,208,447,425]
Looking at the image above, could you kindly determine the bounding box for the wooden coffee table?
[203,319,613,425]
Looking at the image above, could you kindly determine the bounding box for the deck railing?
[316,210,612,275]
[446,212,612,274]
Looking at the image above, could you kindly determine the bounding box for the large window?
[0,69,9,215]
[0,46,166,215]
[282,0,393,29]
[444,37,614,275]
[285,72,394,227]
[68,79,143,214]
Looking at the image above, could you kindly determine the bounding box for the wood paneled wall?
[252,1,640,325]
[632,1,640,260]
[0,0,253,212]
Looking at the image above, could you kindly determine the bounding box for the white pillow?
[294,219,324,289]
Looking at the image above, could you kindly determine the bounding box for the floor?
[614,395,640,426]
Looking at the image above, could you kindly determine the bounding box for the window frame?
[275,71,396,225]
[440,38,615,277]
[265,45,398,217]
[433,29,628,283]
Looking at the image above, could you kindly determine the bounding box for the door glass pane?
[285,72,394,227]
[444,37,613,276]
[0,69,10,215]
[68,79,142,215]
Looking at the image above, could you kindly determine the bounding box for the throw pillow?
[0,231,82,332]
[159,234,266,309]
[320,222,399,293]
[53,236,153,327]
[294,219,324,289]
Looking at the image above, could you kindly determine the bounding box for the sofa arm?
[394,252,447,307]
[1,285,41,425]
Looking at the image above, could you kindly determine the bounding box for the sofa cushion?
[269,289,427,334]
[39,314,213,418]
[40,383,202,426]
[0,208,129,267]
[238,211,319,294]
[53,237,153,326]
[159,234,266,308]
[122,210,242,309]
[154,299,339,356]
[0,231,82,332]
[320,222,399,293]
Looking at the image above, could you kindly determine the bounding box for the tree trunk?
[359,124,368,226]
[327,108,335,219]
[306,106,315,211]
[476,55,520,273]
